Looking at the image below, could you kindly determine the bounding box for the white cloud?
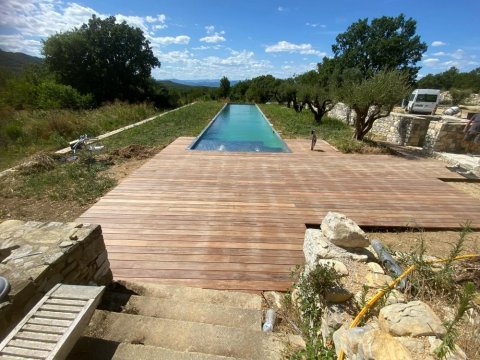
[150,35,190,46]
[0,34,42,56]
[0,0,185,56]
[152,48,277,80]
[278,6,284,11]
[422,49,479,71]
[205,25,215,34]
[306,22,326,28]
[450,49,465,60]
[431,41,447,47]
[423,58,440,65]
[265,41,326,57]
[192,45,211,51]
[199,25,226,43]
[146,14,166,23]
[200,34,226,43]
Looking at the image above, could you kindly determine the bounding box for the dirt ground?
[367,231,480,259]
[0,146,155,223]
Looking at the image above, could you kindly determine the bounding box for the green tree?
[219,76,231,99]
[43,15,160,103]
[245,75,279,103]
[340,70,411,140]
[230,80,251,101]
[274,78,297,107]
[449,88,471,106]
[417,67,480,92]
[332,14,427,83]
[295,68,336,123]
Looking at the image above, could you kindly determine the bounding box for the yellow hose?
[337,253,479,360]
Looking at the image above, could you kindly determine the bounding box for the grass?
[259,104,391,154]
[0,102,159,171]
[102,101,223,149]
[0,101,223,221]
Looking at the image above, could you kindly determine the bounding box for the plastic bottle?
[262,308,276,332]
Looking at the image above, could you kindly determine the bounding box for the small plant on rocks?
[287,263,341,359]
[434,282,476,359]
[405,225,471,299]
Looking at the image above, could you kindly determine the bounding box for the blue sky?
[1,0,479,80]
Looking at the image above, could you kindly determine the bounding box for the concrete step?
[117,280,262,310]
[102,291,262,331]
[84,310,299,359]
[68,336,239,360]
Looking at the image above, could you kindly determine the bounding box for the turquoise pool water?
[189,104,290,152]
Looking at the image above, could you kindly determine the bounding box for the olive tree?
[295,68,336,123]
[341,70,411,140]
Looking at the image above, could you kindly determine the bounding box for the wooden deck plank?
[78,137,480,292]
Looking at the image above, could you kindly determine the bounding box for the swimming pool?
[188,104,290,153]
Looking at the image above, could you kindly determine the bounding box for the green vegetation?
[0,101,222,220]
[287,264,339,359]
[331,14,427,84]
[340,70,410,140]
[157,80,218,105]
[43,15,160,104]
[231,14,424,139]
[418,66,480,93]
[434,282,476,360]
[0,49,42,73]
[12,156,116,205]
[260,104,389,153]
[0,102,158,170]
[219,76,231,99]
[396,227,479,359]
[102,101,223,149]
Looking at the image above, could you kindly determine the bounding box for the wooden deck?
[79,137,480,291]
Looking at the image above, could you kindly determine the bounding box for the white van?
[405,89,441,114]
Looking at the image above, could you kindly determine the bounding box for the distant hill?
[165,79,239,88]
[157,80,214,91]
[0,49,43,73]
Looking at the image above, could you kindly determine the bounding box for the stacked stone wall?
[0,220,112,338]
[329,103,479,154]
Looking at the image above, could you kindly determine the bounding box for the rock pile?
[298,212,466,360]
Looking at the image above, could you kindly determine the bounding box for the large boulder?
[321,212,369,248]
[303,229,367,270]
[320,304,353,344]
[333,325,370,359]
[334,326,413,360]
[359,329,412,360]
[317,259,349,277]
[379,301,446,337]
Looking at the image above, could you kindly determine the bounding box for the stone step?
[83,310,298,359]
[117,280,262,310]
[68,336,239,360]
[102,291,262,331]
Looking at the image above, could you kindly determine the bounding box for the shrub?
[36,82,93,109]
[449,88,471,106]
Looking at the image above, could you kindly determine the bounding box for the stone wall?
[371,115,432,147]
[329,103,479,154]
[0,220,112,338]
[424,120,480,154]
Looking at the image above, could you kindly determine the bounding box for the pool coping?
[186,102,292,153]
